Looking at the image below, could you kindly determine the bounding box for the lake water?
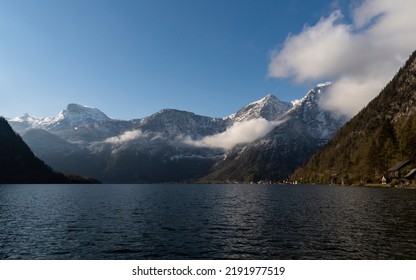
[0,184,415,259]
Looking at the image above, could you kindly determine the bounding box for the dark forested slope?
[0,117,96,183]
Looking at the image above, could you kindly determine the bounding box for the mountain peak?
[43,103,111,129]
[63,103,105,115]
[261,93,277,100]
[291,82,332,108]
[59,103,109,121]
[316,82,332,88]
[249,94,279,105]
[230,94,292,122]
[9,113,32,122]
[65,103,89,111]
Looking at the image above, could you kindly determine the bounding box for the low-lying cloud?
[268,0,416,118]
[104,129,144,144]
[184,118,284,150]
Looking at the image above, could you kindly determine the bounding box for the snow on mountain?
[9,103,112,133]
[290,82,332,110]
[139,109,229,139]
[9,104,136,144]
[44,103,112,131]
[201,82,347,183]
[57,103,110,123]
[283,82,342,141]
[228,94,292,122]
[7,84,345,183]
[8,113,53,134]
[9,113,51,124]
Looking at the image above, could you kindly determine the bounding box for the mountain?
[9,106,229,183]
[0,117,96,183]
[22,129,99,178]
[201,83,347,183]
[8,85,345,183]
[9,103,110,132]
[140,109,229,138]
[291,51,416,185]
[11,104,135,143]
[45,103,112,132]
[227,94,292,122]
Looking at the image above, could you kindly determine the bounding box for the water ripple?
[0,184,416,259]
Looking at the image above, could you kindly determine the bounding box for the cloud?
[104,129,144,144]
[268,0,416,117]
[184,118,285,150]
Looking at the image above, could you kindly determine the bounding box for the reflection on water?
[0,184,415,259]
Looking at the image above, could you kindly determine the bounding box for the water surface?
[1,184,415,259]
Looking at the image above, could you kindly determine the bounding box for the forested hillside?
[291,51,416,185]
[0,117,97,183]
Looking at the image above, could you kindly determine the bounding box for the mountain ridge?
[227,94,292,122]
[8,83,344,183]
[201,83,346,183]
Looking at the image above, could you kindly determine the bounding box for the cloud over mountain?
[104,129,144,144]
[183,118,285,150]
[268,0,416,117]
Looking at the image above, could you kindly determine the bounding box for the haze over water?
[1,184,415,259]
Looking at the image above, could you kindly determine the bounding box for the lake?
[0,184,415,259]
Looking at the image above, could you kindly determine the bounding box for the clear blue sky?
[0,0,349,119]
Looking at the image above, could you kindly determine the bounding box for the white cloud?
[269,11,353,82]
[104,129,144,144]
[268,0,416,117]
[184,118,285,150]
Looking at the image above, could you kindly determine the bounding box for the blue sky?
[1,0,414,120]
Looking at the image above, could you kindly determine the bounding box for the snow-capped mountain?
[10,104,136,143]
[283,82,340,141]
[228,94,292,122]
[10,104,111,132]
[49,103,111,128]
[8,83,345,183]
[139,109,229,139]
[9,113,53,134]
[9,113,50,127]
[202,83,348,182]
